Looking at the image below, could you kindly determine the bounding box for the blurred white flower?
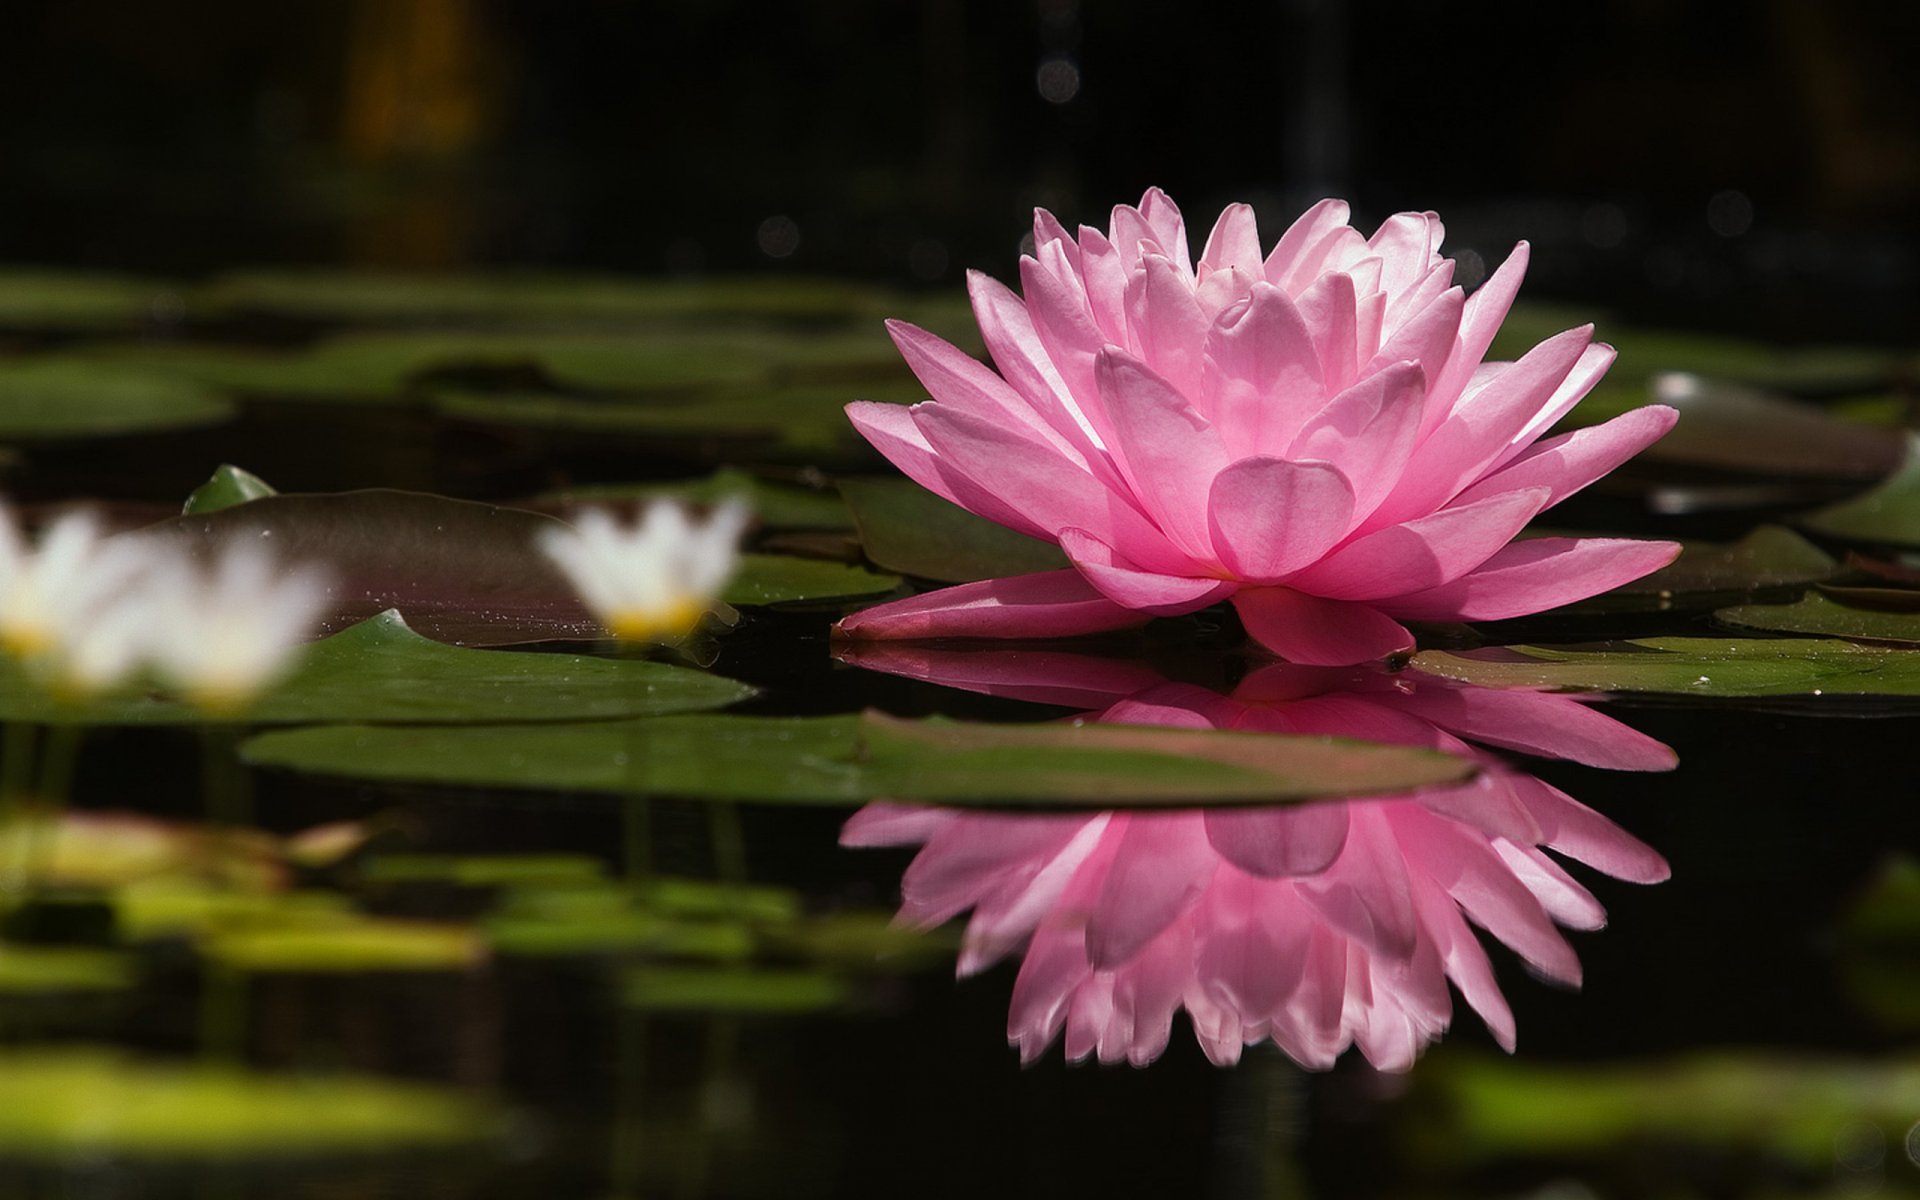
[538,500,750,643]
[144,542,332,713]
[0,506,154,663]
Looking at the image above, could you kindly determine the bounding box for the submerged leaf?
[1573,525,1835,612]
[1414,637,1920,696]
[240,711,1474,807]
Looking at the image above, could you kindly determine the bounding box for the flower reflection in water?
[840,646,1674,1070]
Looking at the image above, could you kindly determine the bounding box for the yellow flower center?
[605,598,708,644]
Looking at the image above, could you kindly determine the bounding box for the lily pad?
[360,853,608,889]
[240,710,1474,807]
[0,1048,496,1157]
[0,610,755,726]
[182,464,277,515]
[485,886,756,961]
[0,946,136,995]
[431,377,918,459]
[727,554,898,606]
[1621,374,1901,479]
[837,476,1069,582]
[622,965,849,1014]
[152,490,883,645]
[201,915,483,973]
[1418,1052,1920,1169]
[1574,525,1836,612]
[199,269,891,325]
[1413,637,1920,697]
[0,358,235,438]
[0,269,189,329]
[1717,592,1920,645]
[1800,431,1920,547]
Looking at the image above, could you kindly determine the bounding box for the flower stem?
[201,724,252,828]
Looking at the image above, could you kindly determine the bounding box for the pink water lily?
[840,190,1681,664]
[840,644,1673,1069]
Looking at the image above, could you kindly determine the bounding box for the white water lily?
[0,506,154,664]
[143,542,333,713]
[538,501,750,643]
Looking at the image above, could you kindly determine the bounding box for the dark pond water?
[0,268,1914,1200]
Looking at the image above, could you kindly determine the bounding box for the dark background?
[1,0,1915,340]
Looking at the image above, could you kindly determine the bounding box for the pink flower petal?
[1425,240,1529,428]
[1380,536,1682,621]
[1233,588,1416,666]
[1124,253,1210,400]
[845,401,1051,541]
[1295,270,1360,393]
[1287,361,1428,522]
[1265,201,1359,295]
[1201,282,1325,455]
[1136,187,1192,274]
[1206,455,1358,582]
[884,321,1087,462]
[1094,350,1228,561]
[1370,325,1594,528]
[1200,202,1264,276]
[1085,812,1217,969]
[835,570,1148,640]
[1368,211,1444,298]
[1059,527,1237,615]
[1409,868,1516,1052]
[1514,777,1671,883]
[1290,487,1551,600]
[1204,804,1352,878]
[911,402,1180,565]
[1075,224,1130,344]
[833,642,1166,709]
[1365,284,1464,381]
[1390,683,1678,771]
[967,270,1113,465]
[1453,403,1680,512]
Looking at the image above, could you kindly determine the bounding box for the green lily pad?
[431,377,917,460]
[1572,525,1836,612]
[199,269,890,325]
[0,945,136,995]
[0,1048,496,1157]
[0,358,234,438]
[240,710,1474,807]
[0,269,189,329]
[1413,637,1920,697]
[726,554,898,606]
[1417,1052,1920,1170]
[201,915,482,973]
[837,476,1070,582]
[1598,374,1901,479]
[485,886,756,961]
[182,464,278,514]
[115,883,353,943]
[82,329,905,408]
[1800,431,1920,547]
[360,853,608,888]
[0,610,755,726]
[622,965,849,1014]
[1717,591,1920,644]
